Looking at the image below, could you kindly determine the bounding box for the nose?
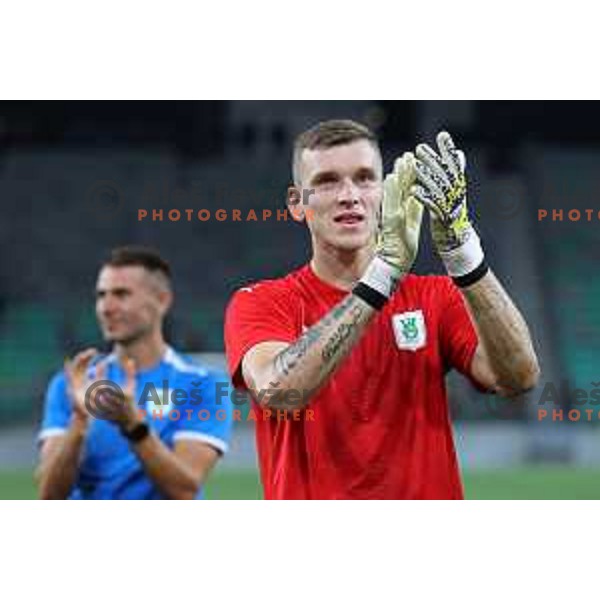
[337,177,360,207]
[98,294,118,317]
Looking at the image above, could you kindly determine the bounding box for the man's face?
[297,139,383,252]
[96,265,168,344]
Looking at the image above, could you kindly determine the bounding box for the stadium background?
[1,100,599,499]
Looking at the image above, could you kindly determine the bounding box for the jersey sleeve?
[437,277,489,392]
[38,371,73,443]
[224,283,298,389]
[172,370,233,455]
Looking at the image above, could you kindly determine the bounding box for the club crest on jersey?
[392,310,427,351]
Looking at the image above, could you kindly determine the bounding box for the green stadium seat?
[0,303,63,424]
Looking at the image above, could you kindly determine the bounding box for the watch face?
[126,423,150,442]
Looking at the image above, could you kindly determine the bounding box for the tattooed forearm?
[462,270,540,392]
[273,294,357,378]
[274,321,329,377]
[264,293,375,407]
[321,304,365,363]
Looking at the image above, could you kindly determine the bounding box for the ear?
[158,289,173,316]
[287,186,306,222]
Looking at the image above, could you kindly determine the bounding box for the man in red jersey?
[224,120,539,499]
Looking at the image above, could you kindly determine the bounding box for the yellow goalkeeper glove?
[412,131,487,284]
[377,151,423,274]
[356,152,423,307]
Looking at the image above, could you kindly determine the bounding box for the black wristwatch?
[120,422,150,443]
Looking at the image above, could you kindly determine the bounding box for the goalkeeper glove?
[412,131,488,286]
[355,152,424,309]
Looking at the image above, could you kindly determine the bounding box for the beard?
[102,323,150,346]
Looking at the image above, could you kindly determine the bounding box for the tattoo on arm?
[462,270,539,392]
[274,322,326,377]
[321,304,365,363]
[270,294,371,397]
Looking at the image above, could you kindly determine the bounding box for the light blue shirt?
[39,347,233,499]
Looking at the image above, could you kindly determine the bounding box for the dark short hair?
[104,246,172,284]
[292,119,380,184]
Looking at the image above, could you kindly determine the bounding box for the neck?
[310,239,375,291]
[113,329,167,371]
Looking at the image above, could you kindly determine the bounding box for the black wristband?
[120,422,150,443]
[352,282,388,311]
[452,260,489,288]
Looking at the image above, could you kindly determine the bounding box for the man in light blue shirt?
[37,246,232,499]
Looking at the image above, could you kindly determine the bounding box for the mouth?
[333,212,365,226]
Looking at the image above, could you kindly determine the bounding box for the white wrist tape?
[359,255,403,299]
[439,228,485,277]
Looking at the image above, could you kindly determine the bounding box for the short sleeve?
[38,371,72,443]
[224,283,297,389]
[437,277,485,390]
[172,370,234,455]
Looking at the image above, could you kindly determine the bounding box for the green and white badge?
[392,310,427,351]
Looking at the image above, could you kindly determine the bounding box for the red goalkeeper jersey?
[224,264,483,499]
